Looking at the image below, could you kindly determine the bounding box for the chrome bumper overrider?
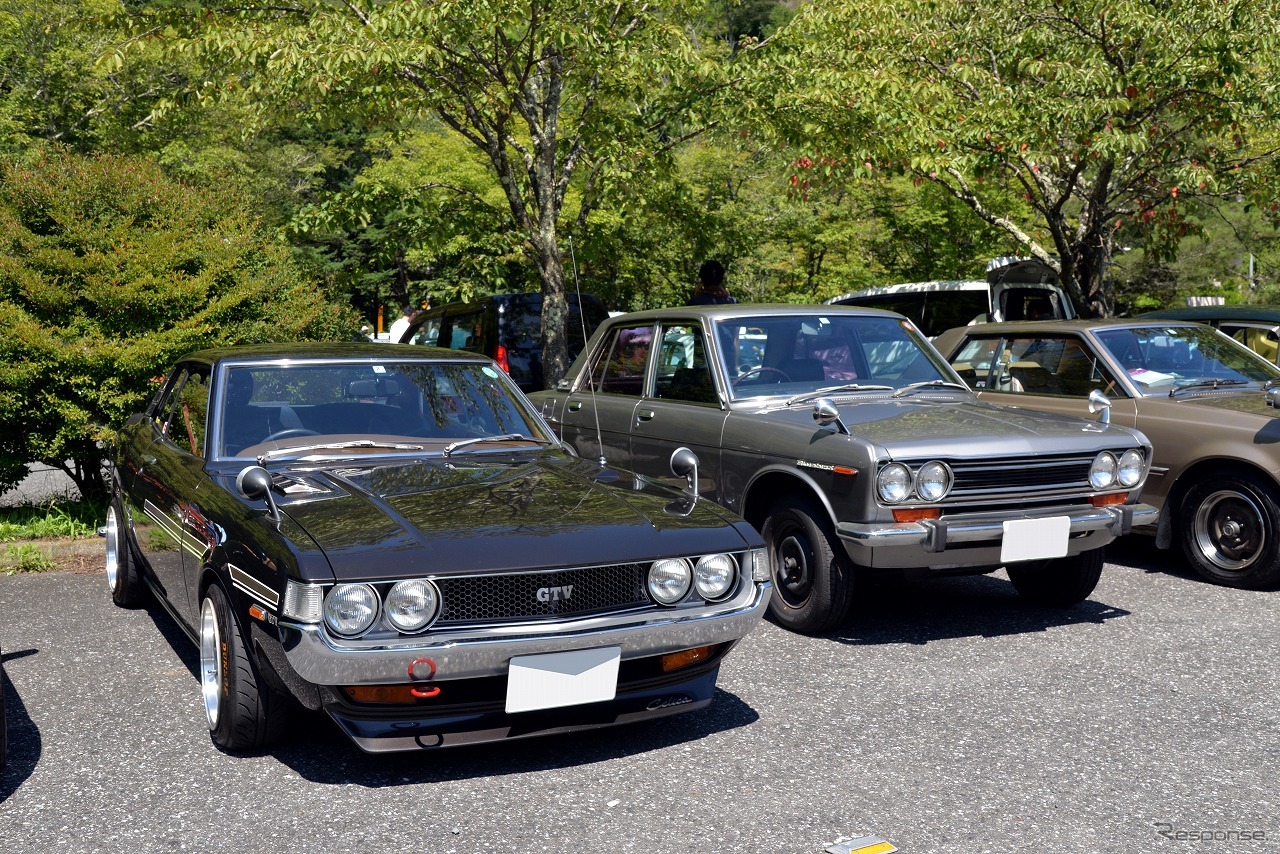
[836,503,1158,553]
[279,582,772,686]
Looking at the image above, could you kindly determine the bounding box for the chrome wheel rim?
[199,597,222,731]
[774,529,815,608]
[1194,489,1266,571]
[104,505,119,592]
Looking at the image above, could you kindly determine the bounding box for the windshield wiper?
[785,383,894,406]
[1169,378,1249,397]
[257,440,424,463]
[892,380,972,398]
[443,434,554,457]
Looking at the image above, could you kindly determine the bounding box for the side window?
[159,369,211,455]
[975,335,1116,397]
[445,310,486,352]
[585,325,652,396]
[407,315,444,347]
[951,338,1002,388]
[654,324,717,404]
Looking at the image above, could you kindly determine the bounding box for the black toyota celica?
[104,342,768,754]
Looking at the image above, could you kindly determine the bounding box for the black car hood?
[272,454,754,580]
[749,395,1131,458]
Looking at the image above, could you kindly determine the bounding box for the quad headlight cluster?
[317,579,442,638]
[876,460,953,504]
[647,554,739,605]
[1089,449,1145,491]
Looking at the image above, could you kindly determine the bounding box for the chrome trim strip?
[228,563,281,609]
[836,503,1159,548]
[278,582,771,685]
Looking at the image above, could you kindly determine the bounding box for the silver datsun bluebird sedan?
[530,305,1157,634]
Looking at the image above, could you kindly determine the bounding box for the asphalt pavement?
[1,540,1276,853]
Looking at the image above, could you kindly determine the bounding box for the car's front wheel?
[105,499,146,608]
[761,496,855,634]
[199,583,287,752]
[1180,473,1280,589]
[1006,548,1104,607]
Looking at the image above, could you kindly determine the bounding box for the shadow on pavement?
[817,568,1130,647]
[1,647,42,802]
[1104,535,1200,581]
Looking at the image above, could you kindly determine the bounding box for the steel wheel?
[774,527,816,610]
[199,596,223,731]
[760,496,854,634]
[1192,489,1266,571]
[1180,473,1280,590]
[105,497,146,608]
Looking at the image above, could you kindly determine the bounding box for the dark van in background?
[399,292,610,391]
[825,257,1078,338]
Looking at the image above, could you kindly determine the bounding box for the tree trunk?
[535,241,570,390]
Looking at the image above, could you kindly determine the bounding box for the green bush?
[0,149,361,500]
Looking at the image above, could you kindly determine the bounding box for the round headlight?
[877,463,913,503]
[915,461,952,502]
[694,554,737,600]
[648,558,692,605]
[385,579,440,633]
[1117,449,1144,488]
[323,583,380,637]
[1089,452,1118,490]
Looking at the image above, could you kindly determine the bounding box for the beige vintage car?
[934,319,1280,589]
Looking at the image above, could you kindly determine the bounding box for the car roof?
[1137,305,1280,323]
[826,281,988,303]
[946,317,1210,335]
[178,341,483,367]
[601,303,908,323]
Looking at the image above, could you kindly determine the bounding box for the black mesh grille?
[433,563,651,626]
[950,457,1093,493]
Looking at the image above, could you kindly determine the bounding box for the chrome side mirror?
[236,465,280,525]
[1087,389,1112,425]
[812,398,850,435]
[669,447,700,497]
[1265,379,1280,408]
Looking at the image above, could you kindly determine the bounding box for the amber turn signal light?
[892,507,941,523]
[1090,493,1128,507]
[661,646,713,673]
[343,685,428,704]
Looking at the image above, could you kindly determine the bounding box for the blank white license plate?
[1001,516,1070,563]
[505,647,621,714]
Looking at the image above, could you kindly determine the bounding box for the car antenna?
[568,234,607,466]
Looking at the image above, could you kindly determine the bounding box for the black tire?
[1007,548,1104,607]
[199,583,288,752]
[761,495,855,634]
[105,497,147,608]
[1179,472,1280,590]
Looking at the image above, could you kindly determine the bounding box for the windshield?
[216,360,547,459]
[713,314,959,401]
[1093,325,1280,395]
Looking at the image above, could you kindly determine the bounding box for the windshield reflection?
[713,314,956,401]
[1093,326,1280,395]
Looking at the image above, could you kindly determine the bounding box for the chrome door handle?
[567,400,583,412]
[636,409,655,422]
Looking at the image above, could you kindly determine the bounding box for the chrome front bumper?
[837,503,1158,555]
[277,582,772,686]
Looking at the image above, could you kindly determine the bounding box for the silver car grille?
[936,451,1122,502]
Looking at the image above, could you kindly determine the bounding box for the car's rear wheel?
[1180,473,1280,589]
[761,496,854,634]
[199,583,287,752]
[1006,548,1104,607]
[105,499,146,608]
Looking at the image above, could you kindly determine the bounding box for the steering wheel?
[733,366,791,387]
[262,428,321,443]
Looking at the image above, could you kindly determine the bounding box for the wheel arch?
[741,467,837,531]
[1158,458,1280,548]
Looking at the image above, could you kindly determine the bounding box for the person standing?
[387,304,415,343]
[686,260,737,305]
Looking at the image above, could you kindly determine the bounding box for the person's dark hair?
[698,260,725,289]
[400,304,415,316]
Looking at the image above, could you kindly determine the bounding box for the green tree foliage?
[0,150,360,499]
[750,0,1280,315]
[156,0,735,385]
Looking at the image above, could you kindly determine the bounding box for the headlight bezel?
[1117,448,1145,488]
[1089,451,1119,490]
[648,558,693,605]
[323,583,381,638]
[877,462,914,503]
[384,578,441,634]
[914,460,953,502]
[693,553,738,601]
